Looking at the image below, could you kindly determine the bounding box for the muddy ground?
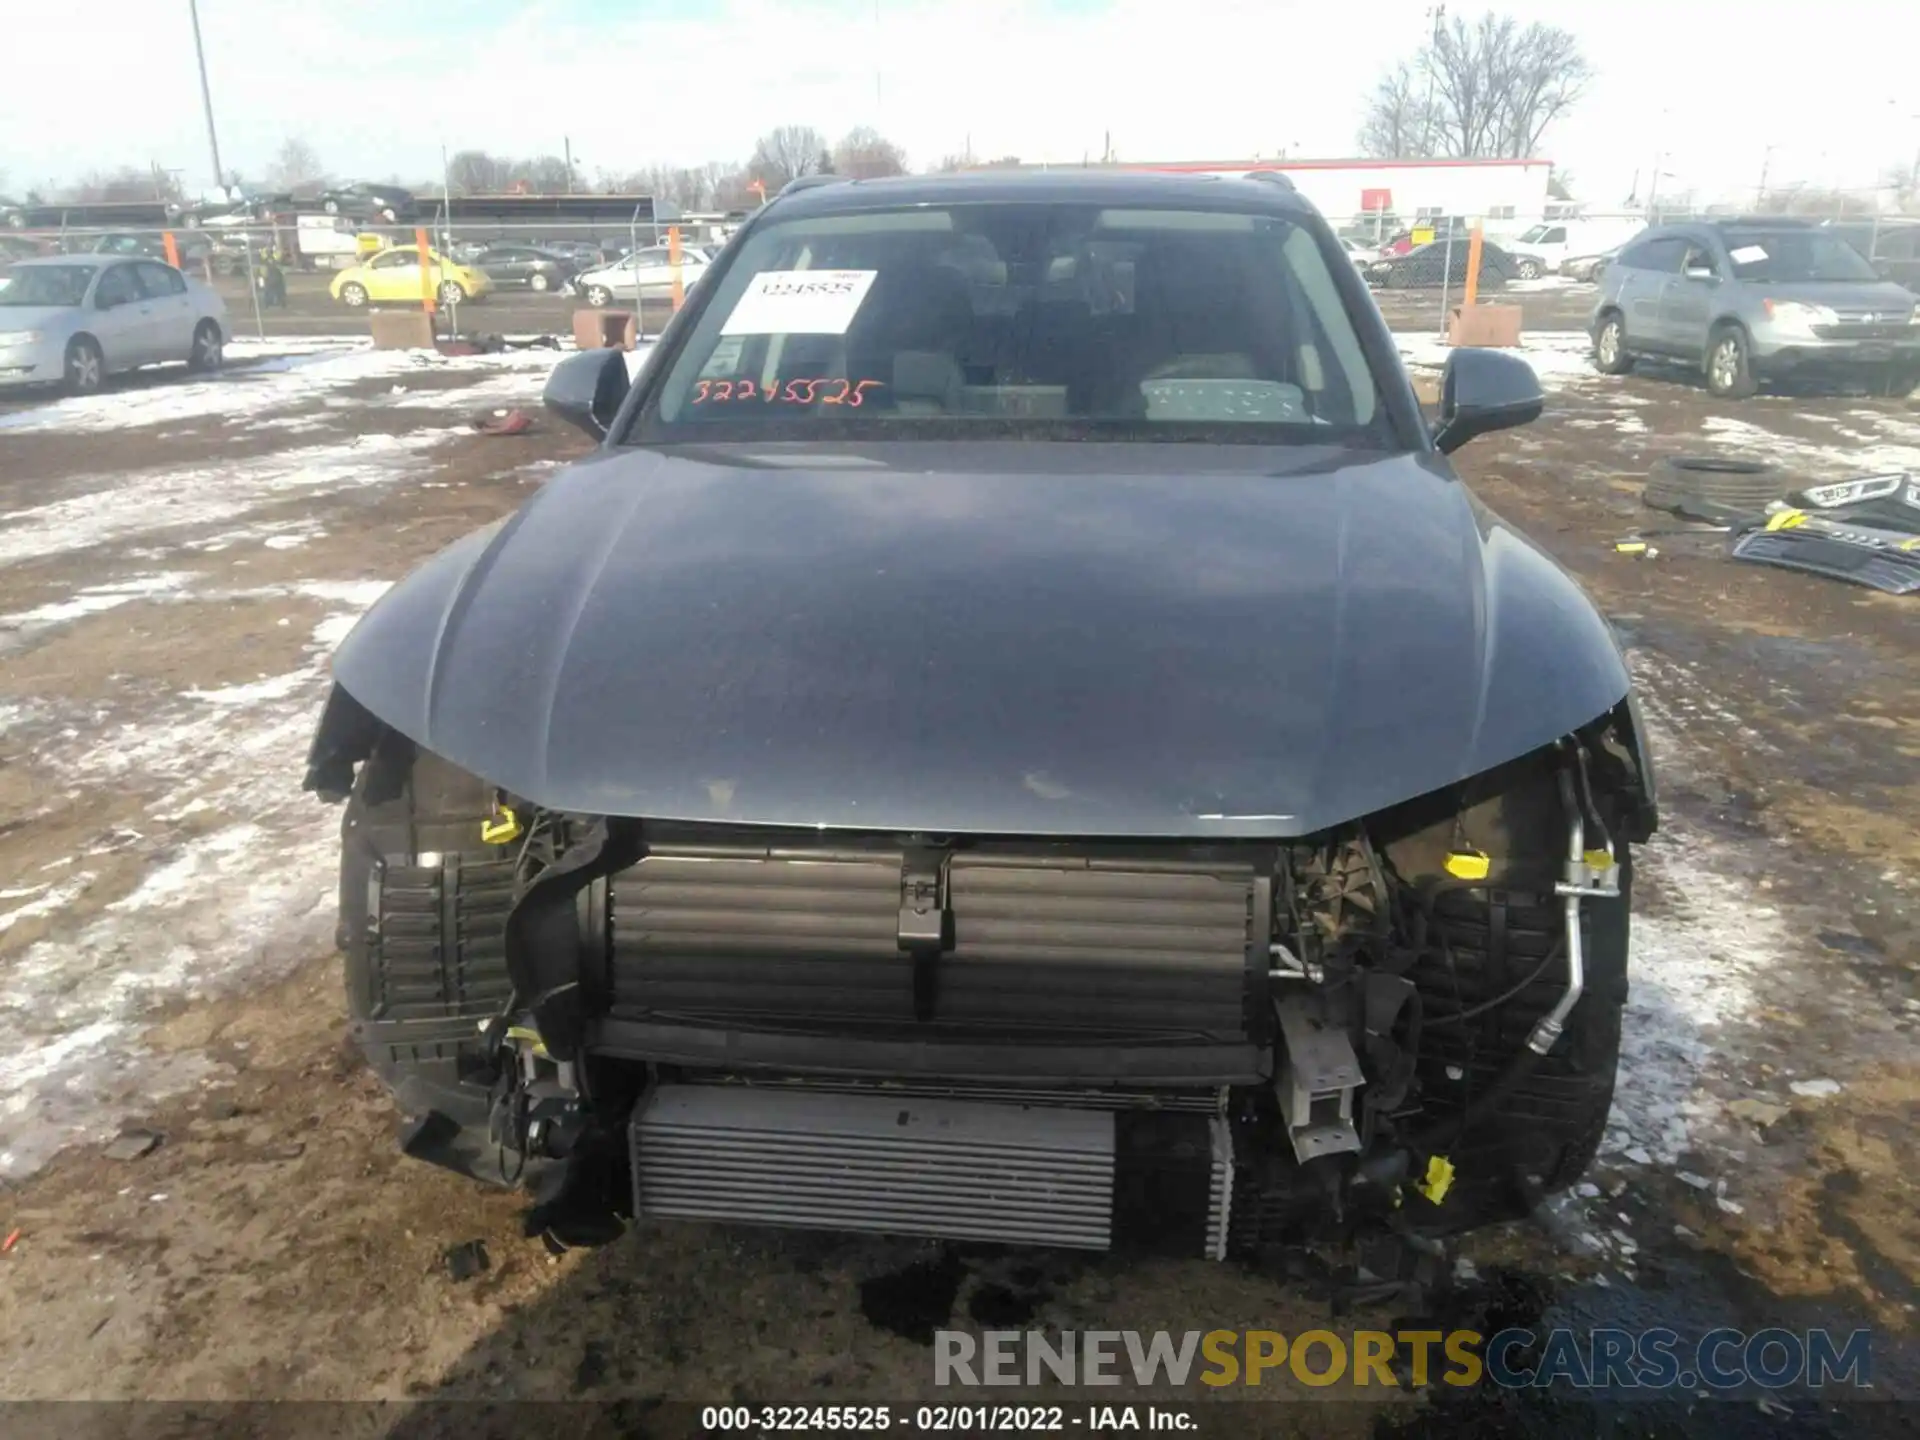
[0,335,1914,1435]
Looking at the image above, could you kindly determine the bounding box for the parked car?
[1823,220,1920,292]
[1590,219,1920,398]
[1377,218,1471,258]
[329,246,493,307]
[536,239,616,267]
[469,243,577,293]
[1337,236,1373,271]
[574,244,711,306]
[84,231,215,267]
[0,255,228,393]
[304,168,1657,1261]
[1504,220,1643,280]
[1560,246,1623,283]
[320,183,416,223]
[1368,239,1517,290]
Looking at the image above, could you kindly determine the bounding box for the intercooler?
[631,1082,1236,1256]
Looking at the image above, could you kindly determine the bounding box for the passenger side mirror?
[543,347,631,441]
[1432,348,1543,454]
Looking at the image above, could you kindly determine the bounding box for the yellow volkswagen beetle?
[330,246,492,308]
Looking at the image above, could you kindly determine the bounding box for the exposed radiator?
[606,843,1260,1040]
[632,1084,1117,1250]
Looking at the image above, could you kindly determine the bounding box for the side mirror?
[543,347,631,441]
[1432,347,1543,454]
[1683,264,1716,281]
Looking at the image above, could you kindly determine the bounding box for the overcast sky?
[2,0,1912,212]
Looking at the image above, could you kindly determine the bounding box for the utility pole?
[188,0,226,195]
[564,137,575,194]
[1757,144,1775,204]
[1418,4,1446,157]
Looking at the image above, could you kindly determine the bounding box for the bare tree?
[831,127,908,179]
[67,166,183,203]
[749,125,830,191]
[1358,10,1589,159]
[446,150,506,195]
[268,138,325,192]
[1357,62,1436,159]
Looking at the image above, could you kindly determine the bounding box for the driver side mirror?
[1432,347,1543,454]
[543,347,632,441]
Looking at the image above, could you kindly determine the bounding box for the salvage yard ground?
[0,328,1915,1428]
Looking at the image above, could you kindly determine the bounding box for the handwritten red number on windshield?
[693,380,711,403]
[821,379,851,405]
[735,378,756,400]
[712,380,734,401]
[847,380,883,408]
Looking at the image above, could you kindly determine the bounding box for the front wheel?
[1593,312,1632,375]
[339,281,368,308]
[528,271,550,292]
[1706,325,1758,399]
[64,336,104,395]
[438,280,467,306]
[585,284,613,307]
[188,319,223,372]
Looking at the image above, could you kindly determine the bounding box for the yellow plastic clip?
[1444,849,1491,881]
[504,1024,549,1059]
[1583,848,1614,870]
[480,806,521,845]
[1417,1154,1456,1206]
[1613,541,1648,554]
[1764,509,1807,532]
[1901,537,1920,552]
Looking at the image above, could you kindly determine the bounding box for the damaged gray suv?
[1591,219,1920,399]
[305,169,1657,1260]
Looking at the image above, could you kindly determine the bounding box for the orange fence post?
[162,231,181,268]
[414,226,436,315]
[668,225,684,310]
[1462,223,1484,309]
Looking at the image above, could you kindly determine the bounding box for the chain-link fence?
[0,218,731,340]
[8,196,1917,344]
[1326,192,1920,336]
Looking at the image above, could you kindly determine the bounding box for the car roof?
[764,168,1318,220]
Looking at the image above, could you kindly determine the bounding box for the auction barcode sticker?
[721,270,879,336]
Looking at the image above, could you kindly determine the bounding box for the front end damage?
[308,688,1655,1260]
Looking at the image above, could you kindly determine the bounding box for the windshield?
[636,201,1387,446]
[0,264,95,306]
[1722,231,1880,283]
[1517,224,1553,244]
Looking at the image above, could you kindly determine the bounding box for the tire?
[323,198,340,214]
[528,271,550,293]
[1705,323,1758,399]
[438,280,467,306]
[1642,455,1788,523]
[1515,257,1543,280]
[338,735,516,1164]
[63,336,104,395]
[1592,310,1632,375]
[339,281,368,309]
[188,319,223,373]
[585,284,613,307]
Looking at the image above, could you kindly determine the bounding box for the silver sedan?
[0,255,229,394]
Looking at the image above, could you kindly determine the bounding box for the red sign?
[1360,187,1393,212]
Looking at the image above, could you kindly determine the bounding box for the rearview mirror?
[543,347,631,441]
[1432,348,1543,454]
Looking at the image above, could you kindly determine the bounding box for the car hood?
[1760,280,1917,310]
[0,306,79,334]
[328,443,1632,838]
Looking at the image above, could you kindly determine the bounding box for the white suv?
[575,246,710,307]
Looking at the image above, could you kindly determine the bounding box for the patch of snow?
[1697,414,1920,481]
[0,432,446,569]
[0,572,199,633]
[0,590,389,1181]
[1395,330,1599,389]
[1788,1077,1843,1098]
